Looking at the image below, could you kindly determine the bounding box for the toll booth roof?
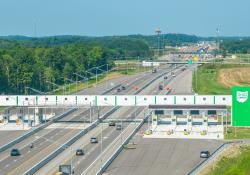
[149,105,227,110]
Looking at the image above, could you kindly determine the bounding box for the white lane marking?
[5,164,9,168]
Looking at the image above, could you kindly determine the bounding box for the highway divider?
[95,116,148,175]
[23,66,176,174]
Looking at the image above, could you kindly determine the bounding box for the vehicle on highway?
[200,151,210,158]
[158,85,163,90]
[10,148,21,156]
[122,86,126,90]
[90,137,98,143]
[29,143,34,149]
[144,129,152,135]
[152,68,157,73]
[76,149,84,156]
[109,121,116,126]
[116,123,122,130]
[117,88,121,92]
[164,76,168,80]
[171,72,176,77]
[181,68,186,71]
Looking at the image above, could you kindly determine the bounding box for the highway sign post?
[232,86,250,126]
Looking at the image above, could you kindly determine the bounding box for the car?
[116,124,122,130]
[158,85,163,90]
[90,137,98,143]
[200,151,210,158]
[76,149,84,156]
[10,148,21,156]
[121,86,126,90]
[109,121,116,126]
[152,68,157,73]
[181,68,186,71]
[117,88,121,92]
[164,76,168,80]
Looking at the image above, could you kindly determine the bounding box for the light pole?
[45,81,65,95]
[73,73,89,94]
[155,27,162,57]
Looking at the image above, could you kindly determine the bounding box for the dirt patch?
[218,67,250,88]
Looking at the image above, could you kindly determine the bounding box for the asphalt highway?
[0,65,172,175]
[35,65,184,175]
[104,65,224,175]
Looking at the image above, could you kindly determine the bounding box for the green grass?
[224,127,250,140]
[192,64,250,95]
[0,107,5,112]
[208,145,250,175]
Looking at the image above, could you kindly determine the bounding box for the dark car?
[121,86,126,90]
[76,149,84,156]
[164,76,168,80]
[158,85,163,90]
[116,124,122,130]
[90,137,98,143]
[117,88,121,92]
[200,151,210,158]
[10,148,21,156]
[109,121,116,126]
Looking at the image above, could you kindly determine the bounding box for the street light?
[25,86,47,95]
[45,81,65,95]
[73,73,89,93]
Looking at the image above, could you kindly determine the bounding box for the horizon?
[1,0,250,37]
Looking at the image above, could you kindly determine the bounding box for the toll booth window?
[174,110,183,115]
[190,110,199,115]
[208,110,216,115]
[25,98,28,101]
[155,110,164,115]
[85,98,88,100]
[104,98,107,101]
[65,98,67,100]
[6,98,9,101]
[45,98,48,101]
[124,98,127,101]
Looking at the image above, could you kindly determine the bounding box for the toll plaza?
[145,105,229,139]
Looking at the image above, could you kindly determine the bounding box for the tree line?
[0,37,151,94]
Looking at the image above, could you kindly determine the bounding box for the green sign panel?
[232,86,250,126]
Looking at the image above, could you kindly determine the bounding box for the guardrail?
[23,67,174,175]
[96,115,148,175]
[187,141,237,175]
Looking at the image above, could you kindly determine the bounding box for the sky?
[0,0,250,37]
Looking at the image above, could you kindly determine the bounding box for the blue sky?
[0,0,249,37]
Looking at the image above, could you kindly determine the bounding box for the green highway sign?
[232,86,250,126]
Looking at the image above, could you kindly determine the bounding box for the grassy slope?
[208,145,250,175]
[192,64,250,95]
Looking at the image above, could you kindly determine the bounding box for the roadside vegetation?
[224,127,250,140]
[205,145,250,175]
[192,63,250,95]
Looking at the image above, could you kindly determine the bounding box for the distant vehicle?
[158,85,163,90]
[171,72,176,77]
[10,148,20,156]
[76,149,84,156]
[90,137,98,144]
[109,121,116,126]
[121,86,126,90]
[116,124,122,130]
[152,68,157,73]
[117,88,121,92]
[200,151,210,158]
[29,143,34,149]
[164,76,168,80]
[181,68,186,71]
